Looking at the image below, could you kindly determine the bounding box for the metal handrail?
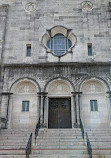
[35,117,40,143]
[26,133,32,158]
[86,132,92,158]
[80,118,84,139]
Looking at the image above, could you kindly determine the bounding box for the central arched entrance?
[47,79,72,129]
[48,98,71,128]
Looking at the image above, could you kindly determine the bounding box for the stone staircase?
[0,129,31,158]
[30,128,89,158]
[86,128,111,158]
[1,128,111,158]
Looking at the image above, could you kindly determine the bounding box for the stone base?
[0,156,25,158]
[0,118,6,129]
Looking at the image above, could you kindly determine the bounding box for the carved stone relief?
[82,1,93,11]
[48,81,71,95]
[22,0,37,12]
[82,80,105,93]
[14,82,37,94]
[25,2,37,12]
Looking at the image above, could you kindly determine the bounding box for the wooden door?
[48,98,72,128]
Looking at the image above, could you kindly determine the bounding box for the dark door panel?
[48,98,72,128]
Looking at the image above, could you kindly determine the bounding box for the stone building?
[0,0,111,158]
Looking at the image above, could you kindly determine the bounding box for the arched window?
[47,34,72,56]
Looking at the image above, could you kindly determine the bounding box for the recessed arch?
[46,78,73,128]
[44,77,75,94]
[10,78,41,93]
[79,77,110,92]
[8,78,40,129]
[48,80,71,96]
[80,77,109,128]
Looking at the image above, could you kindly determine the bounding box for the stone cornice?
[3,62,111,68]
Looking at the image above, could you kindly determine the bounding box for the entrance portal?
[48,98,72,128]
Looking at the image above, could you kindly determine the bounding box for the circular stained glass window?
[47,34,72,56]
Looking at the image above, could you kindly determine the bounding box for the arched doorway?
[47,79,73,128]
[9,79,38,129]
[80,79,108,128]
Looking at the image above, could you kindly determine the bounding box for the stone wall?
[0,0,110,64]
[0,5,9,128]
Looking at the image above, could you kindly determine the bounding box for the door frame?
[47,95,74,129]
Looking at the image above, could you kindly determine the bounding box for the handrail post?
[86,132,92,158]
[35,117,40,144]
[80,118,84,139]
[26,133,32,158]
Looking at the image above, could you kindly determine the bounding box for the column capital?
[71,92,82,96]
[37,92,48,96]
[106,91,111,97]
[2,92,13,95]
[107,91,111,94]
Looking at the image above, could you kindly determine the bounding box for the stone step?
[33,142,85,146]
[85,134,111,137]
[32,148,88,155]
[0,155,26,158]
[39,131,82,133]
[30,154,89,158]
[36,136,83,140]
[89,138,111,142]
[86,128,111,131]
[39,132,82,135]
[0,142,27,146]
[0,133,31,136]
[0,129,32,132]
[85,138,111,142]
[86,131,111,134]
[91,142,111,146]
[0,130,31,132]
[0,146,26,149]
[0,139,27,142]
[0,149,25,155]
[92,149,111,155]
[34,138,84,142]
[39,129,81,133]
[42,129,81,131]
[33,144,87,149]
[0,136,29,141]
[38,133,82,136]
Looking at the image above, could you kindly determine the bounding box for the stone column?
[40,94,44,126]
[37,93,41,120]
[0,93,11,129]
[107,92,111,126]
[71,93,77,128]
[72,92,82,127]
[37,92,48,128]
[43,93,48,128]
[7,94,13,129]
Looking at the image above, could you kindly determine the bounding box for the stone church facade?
[0,0,111,132]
